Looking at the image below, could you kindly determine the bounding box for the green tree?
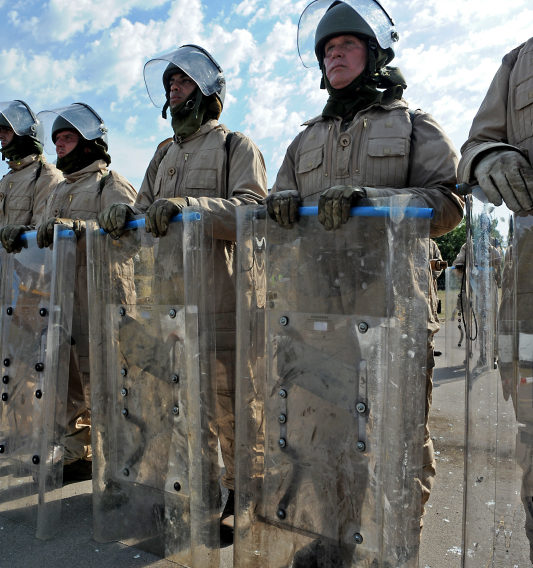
[434,218,466,289]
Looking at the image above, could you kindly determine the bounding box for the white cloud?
[125,115,138,133]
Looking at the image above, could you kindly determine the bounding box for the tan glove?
[145,197,188,237]
[474,150,533,213]
[0,224,31,253]
[98,203,137,240]
[265,190,300,226]
[36,218,85,248]
[318,186,366,231]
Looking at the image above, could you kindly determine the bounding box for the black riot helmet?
[298,0,398,73]
[144,44,226,118]
[0,100,44,144]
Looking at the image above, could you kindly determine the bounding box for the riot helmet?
[0,100,44,144]
[298,0,398,70]
[144,44,226,118]
[38,102,108,155]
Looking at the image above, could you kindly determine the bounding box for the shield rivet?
[279,316,289,326]
[358,322,368,333]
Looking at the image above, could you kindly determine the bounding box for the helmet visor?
[0,100,41,139]
[144,44,225,108]
[38,103,108,155]
[298,0,398,68]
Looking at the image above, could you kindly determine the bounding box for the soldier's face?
[0,125,14,148]
[169,72,197,108]
[324,35,367,89]
[55,129,80,158]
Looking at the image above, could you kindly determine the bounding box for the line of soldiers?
[0,0,532,558]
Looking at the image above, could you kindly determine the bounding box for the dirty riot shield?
[0,226,76,539]
[87,211,220,566]
[445,266,466,368]
[462,193,532,565]
[234,198,431,567]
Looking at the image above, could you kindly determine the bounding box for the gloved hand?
[0,224,30,253]
[474,150,533,214]
[98,203,137,240]
[265,190,300,226]
[36,218,86,248]
[318,185,366,230]
[145,197,188,237]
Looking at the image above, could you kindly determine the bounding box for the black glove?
[265,190,300,226]
[318,185,366,230]
[36,218,86,248]
[98,203,137,240]
[474,150,533,214]
[0,224,30,253]
[145,197,188,237]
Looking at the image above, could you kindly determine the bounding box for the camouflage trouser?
[216,349,236,491]
[517,428,533,561]
[64,345,91,464]
[420,338,437,524]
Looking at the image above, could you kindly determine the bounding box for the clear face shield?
[37,102,108,155]
[143,44,226,108]
[0,100,43,142]
[297,0,399,68]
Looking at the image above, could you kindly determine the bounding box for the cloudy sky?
[1,0,532,190]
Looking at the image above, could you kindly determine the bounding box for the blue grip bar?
[19,228,75,243]
[298,205,434,218]
[97,211,202,235]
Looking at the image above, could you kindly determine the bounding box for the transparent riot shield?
[0,226,76,539]
[235,198,431,567]
[445,266,466,368]
[87,211,219,566]
[462,193,532,565]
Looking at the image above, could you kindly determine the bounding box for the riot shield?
[0,226,76,539]
[87,210,220,566]
[445,266,466,368]
[234,198,431,567]
[462,194,532,565]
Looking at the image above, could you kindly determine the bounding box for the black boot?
[219,489,234,548]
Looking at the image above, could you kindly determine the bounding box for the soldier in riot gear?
[5,102,137,482]
[267,0,464,536]
[0,100,63,251]
[458,37,533,562]
[98,44,267,544]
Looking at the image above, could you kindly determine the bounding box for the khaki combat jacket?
[273,98,463,238]
[459,37,533,182]
[0,154,63,226]
[136,120,267,347]
[42,159,137,375]
[273,99,463,337]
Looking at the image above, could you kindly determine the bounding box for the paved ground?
[0,324,466,568]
